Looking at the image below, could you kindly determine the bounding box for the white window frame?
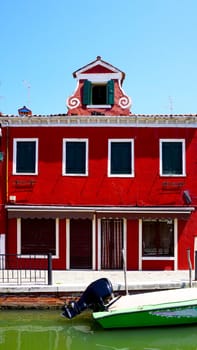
[62,138,88,176]
[108,139,134,177]
[97,217,127,270]
[17,218,59,259]
[139,218,177,270]
[13,138,38,175]
[159,139,186,177]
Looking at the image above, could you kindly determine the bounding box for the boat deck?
[109,288,197,311]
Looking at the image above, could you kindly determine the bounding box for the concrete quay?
[0,270,196,309]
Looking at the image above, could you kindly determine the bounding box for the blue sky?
[0,0,197,115]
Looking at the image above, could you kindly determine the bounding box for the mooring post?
[186,248,192,288]
[47,253,52,285]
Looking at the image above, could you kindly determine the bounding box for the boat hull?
[93,302,197,329]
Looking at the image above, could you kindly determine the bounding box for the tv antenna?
[169,96,174,114]
[22,80,31,107]
[0,81,5,114]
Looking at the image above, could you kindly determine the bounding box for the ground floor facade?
[2,205,197,271]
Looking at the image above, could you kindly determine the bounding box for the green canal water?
[0,310,197,350]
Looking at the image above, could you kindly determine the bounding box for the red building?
[0,56,197,271]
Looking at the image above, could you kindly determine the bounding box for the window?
[83,80,114,106]
[142,220,174,257]
[160,139,185,176]
[13,139,38,175]
[101,219,123,269]
[20,218,57,256]
[63,139,88,176]
[108,139,134,177]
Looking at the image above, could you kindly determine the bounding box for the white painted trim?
[66,218,70,269]
[142,257,175,261]
[76,73,122,82]
[97,218,101,270]
[195,236,197,251]
[75,59,122,78]
[87,105,111,109]
[66,80,80,109]
[62,138,88,176]
[123,217,127,256]
[92,214,96,270]
[0,234,5,254]
[55,218,59,259]
[108,139,134,177]
[13,138,38,175]
[118,80,132,109]
[17,218,21,255]
[159,139,186,177]
[17,217,59,258]
[97,217,126,270]
[174,218,178,270]
[0,234,5,268]
[139,218,177,269]
[139,219,142,270]
[2,115,197,128]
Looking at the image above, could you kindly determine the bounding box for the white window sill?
[87,105,111,109]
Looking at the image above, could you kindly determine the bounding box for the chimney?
[18,106,32,116]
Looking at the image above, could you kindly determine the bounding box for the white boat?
[62,278,197,329]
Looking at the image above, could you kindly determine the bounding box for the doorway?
[100,219,123,269]
[69,219,92,269]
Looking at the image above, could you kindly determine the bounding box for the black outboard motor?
[62,278,113,319]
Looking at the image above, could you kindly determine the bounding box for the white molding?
[66,218,70,269]
[75,59,122,77]
[108,138,134,177]
[97,218,101,270]
[2,115,197,128]
[76,73,122,82]
[87,105,111,109]
[139,218,177,269]
[97,217,126,270]
[17,217,59,258]
[92,214,96,270]
[139,219,142,270]
[17,218,21,255]
[62,138,88,176]
[123,217,127,258]
[13,138,38,175]
[159,139,186,176]
[174,218,178,270]
[118,80,132,108]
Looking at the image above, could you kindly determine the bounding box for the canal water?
[0,310,197,350]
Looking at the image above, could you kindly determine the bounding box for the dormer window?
[83,80,114,107]
[92,84,107,105]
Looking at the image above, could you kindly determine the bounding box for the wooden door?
[70,219,92,269]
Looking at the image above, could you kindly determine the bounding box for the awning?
[5,205,195,220]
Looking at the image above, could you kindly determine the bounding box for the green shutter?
[83,80,91,105]
[107,80,114,105]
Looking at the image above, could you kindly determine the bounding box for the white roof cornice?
[1,114,197,128]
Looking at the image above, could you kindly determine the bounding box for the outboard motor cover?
[62,278,113,319]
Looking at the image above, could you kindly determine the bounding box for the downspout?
[5,120,9,203]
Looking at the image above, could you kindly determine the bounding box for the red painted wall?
[67,81,131,116]
[3,124,197,270]
[6,126,197,208]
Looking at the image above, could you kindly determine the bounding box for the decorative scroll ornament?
[119,95,132,109]
[67,97,80,109]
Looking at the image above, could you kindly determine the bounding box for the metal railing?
[0,253,52,285]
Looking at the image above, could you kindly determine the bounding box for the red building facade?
[0,56,197,271]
